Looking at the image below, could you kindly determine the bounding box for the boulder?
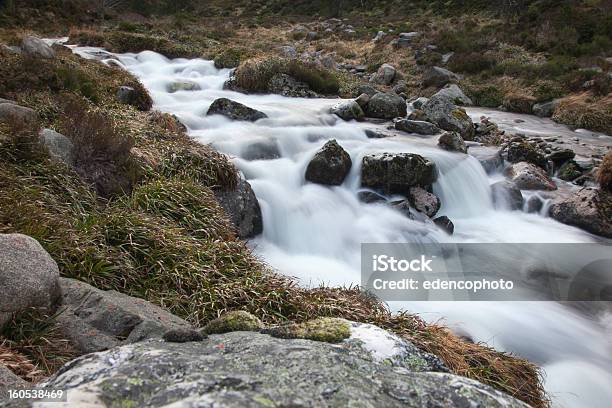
[0,103,38,126]
[491,180,524,210]
[278,45,298,59]
[431,84,472,106]
[167,80,201,93]
[207,98,267,122]
[357,190,387,204]
[116,86,152,111]
[361,153,437,195]
[433,216,454,235]
[214,177,263,239]
[21,36,55,59]
[438,131,467,153]
[365,92,407,119]
[0,234,61,327]
[267,73,315,97]
[548,149,575,167]
[331,100,364,121]
[55,278,193,354]
[395,119,441,135]
[356,84,379,97]
[422,66,461,88]
[29,331,530,408]
[39,129,74,166]
[505,141,547,169]
[305,139,352,186]
[557,161,582,181]
[393,32,420,48]
[549,188,611,238]
[469,146,503,174]
[409,187,441,217]
[370,63,396,85]
[392,80,408,95]
[0,365,27,391]
[373,31,386,42]
[202,311,263,335]
[526,195,544,213]
[532,100,559,118]
[411,97,429,110]
[364,129,389,139]
[355,93,370,109]
[0,98,16,105]
[422,96,474,140]
[505,162,557,191]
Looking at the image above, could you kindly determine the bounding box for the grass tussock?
[598,152,612,192]
[552,93,612,134]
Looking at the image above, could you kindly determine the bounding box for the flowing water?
[71,47,612,408]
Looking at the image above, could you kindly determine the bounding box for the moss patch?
[263,317,351,343]
[202,311,264,334]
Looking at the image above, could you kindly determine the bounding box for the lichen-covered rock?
[361,153,437,195]
[56,278,192,353]
[422,66,461,88]
[364,92,407,119]
[557,160,582,181]
[409,187,441,217]
[0,365,26,392]
[21,36,55,59]
[214,177,263,239]
[263,317,351,343]
[202,311,263,335]
[207,98,268,122]
[438,131,467,153]
[422,96,474,140]
[267,73,315,97]
[305,139,352,185]
[505,162,557,191]
[0,234,60,327]
[395,119,441,135]
[549,188,611,238]
[411,97,429,110]
[431,84,472,106]
[39,129,74,166]
[18,332,530,408]
[548,149,576,166]
[370,63,396,85]
[491,180,524,211]
[330,100,364,121]
[505,141,547,169]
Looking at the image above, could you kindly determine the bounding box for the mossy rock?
[202,311,263,334]
[557,161,582,181]
[263,317,351,343]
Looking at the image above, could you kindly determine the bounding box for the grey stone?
[432,84,472,106]
[0,365,27,393]
[505,162,557,191]
[361,153,437,195]
[167,80,201,93]
[505,142,547,169]
[2,45,22,55]
[438,131,468,153]
[0,98,16,105]
[163,328,206,343]
[331,100,364,121]
[0,103,38,126]
[214,177,263,239]
[365,92,407,119]
[392,80,408,95]
[433,216,454,235]
[422,96,474,140]
[370,63,396,85]
[278,45,297,59]
[356,84,379,97]
[526,195,544,213]
[469,146,503,174]
[56,278,192,353]
[547,149,575,166]
[39,129,74,166]
[491,181,524,211]
[411,97,429,111]
[355,93,370,109]
[115,86,151,111]
[357,191,387,204]
[532,100,559,117]
[395,119,441,135]
[24,331,529,408]
[549,188,611,238]
[409,187,441,217]
[0,234,60,327]
[422,66,461,88]
[373,31,386,42]
[207,98,267,122]
[21,36,55,59]
[267,73,314,97]
[305,139,352,186]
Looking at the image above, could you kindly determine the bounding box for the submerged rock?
[433,216,454,235]
[214,177,263,239]
[549,188,611,238]
[365,92,407,119]
[505,162,557,190]
[395,119,441,135]
[242,139,281,161]
[357,190,387,204]
[361,153,437,195]
[469,145,503,174]
[305,139,352,185]
[28,331,529,408]
[207,98,268,122]
[491,180,524,211]
[438,131,467,153]
[167,80,201,93]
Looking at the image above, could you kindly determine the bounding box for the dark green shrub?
[448,52,497,74]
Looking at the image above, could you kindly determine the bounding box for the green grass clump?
[214,48,245,69]
[464,84,504,108]
[202,311,264,334]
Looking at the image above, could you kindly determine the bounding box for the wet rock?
[167,80,201,93]
[207,97,267,122]
[242,139,281,161]
[433,216,454,235]
[412,97,429,110]
[214,176,263,239]
[526,195,544,213]
[409,187,441,217]
[548,149,575,166]
[549,188,611,238]
[491,180,524,210]
[56,278,192,353]
[0,103,38,126]
[305,139,352,185]
[268,73,315,97]
[361,152,437,195]
[422,66,461,88]
[395,119,441,135]
[407,109,429,121]
[469,146,503,174]
[39,128,74,166]
[21,36,55,59]
[163,328,206,343]
[0,234,61,327]
[202,310,263,335]
[505,162,557,191]
[422,96,474,140]
[432,84,472,106]
[364,129,389,139]
[557,160,582,181]
[505,141,547,169]
[357,190,387,204]
[331,100,364,121]
[370,63,396,85]
[438,131,467,153]
[364,92,407,119]
[532,100,559,117]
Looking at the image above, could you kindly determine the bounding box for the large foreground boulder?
[207,98,268,122]
[505,141,547,169]
[365,92,407,119]
[505,162,557,191]
[214,177,263,239]
[422,96,474,140]
[549,188,611,238]
[56,278,192,354]
[305,139,352,185]
[0,234,60,327]
[438,131,467,153]
[432,84,472,106]
[21,331,529,408]
[361,153,437,195]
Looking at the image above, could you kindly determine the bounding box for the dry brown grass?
[0,342,41,382]
[553,93,612,134]
[598,152,612,192]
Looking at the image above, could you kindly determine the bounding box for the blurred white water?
[73,47,612,408]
